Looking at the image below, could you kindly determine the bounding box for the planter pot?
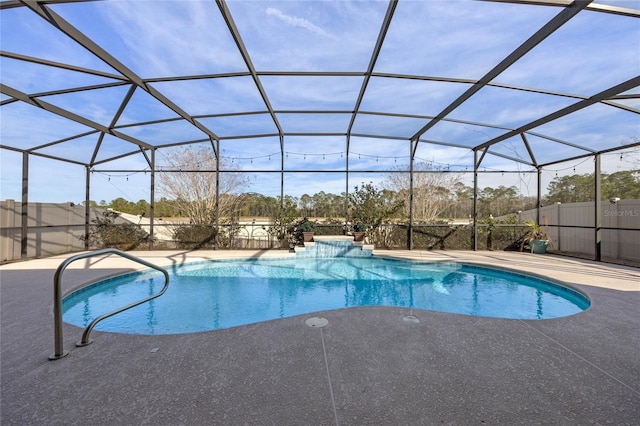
[353,232,365,242]
[302,232,314,242]
[531,239,549,254]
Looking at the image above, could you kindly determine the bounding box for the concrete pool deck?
[1,250,639,425]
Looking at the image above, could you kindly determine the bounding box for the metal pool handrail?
[49,248,170,360]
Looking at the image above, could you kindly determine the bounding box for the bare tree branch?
[157,146,250,224]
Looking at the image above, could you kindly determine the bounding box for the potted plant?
[520,220,550,254]
[352,222,366,242]
[297,217,317,243]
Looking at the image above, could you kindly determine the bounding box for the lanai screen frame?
[1,0,639,260]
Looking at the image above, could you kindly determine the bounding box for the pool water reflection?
[63,257,590,335]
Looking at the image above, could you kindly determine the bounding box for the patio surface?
[1,250,639,425]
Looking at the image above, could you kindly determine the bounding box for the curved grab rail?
[50,248,170,360]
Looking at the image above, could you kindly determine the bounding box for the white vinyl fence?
[517,199,640,263]
[2,199,639,263]
[1,201,106,262]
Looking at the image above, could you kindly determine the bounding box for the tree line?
[87,168,639,222]
[85,146,639,223]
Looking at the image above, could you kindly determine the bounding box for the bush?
[172,225,217,249]
[411,225,471,250]
[81,210,149,250]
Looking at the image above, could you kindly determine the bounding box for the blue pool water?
[63,257,590,335]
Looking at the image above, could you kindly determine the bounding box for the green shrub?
[81,210,149,250]
[172,225,217,249]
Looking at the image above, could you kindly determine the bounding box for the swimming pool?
[63,257,590,334]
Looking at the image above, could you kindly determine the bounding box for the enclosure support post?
[279,135,285,243]
[536,167,542,226]
[472,149,478,251]
[556,201,562,252]
[149,148,155,250]
[408,139,415,250]
[345,135,350,231]
[84,167,90,251]
[215,139,220,250]
[21,152,29,260]
[594,153,602,261]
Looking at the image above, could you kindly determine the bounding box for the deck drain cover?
[305,317,329,328]
[402,315,420,324]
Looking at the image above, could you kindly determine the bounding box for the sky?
[1,0,639,204]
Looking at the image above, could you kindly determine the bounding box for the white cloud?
[265,7,336,40]
[227,1,385,71]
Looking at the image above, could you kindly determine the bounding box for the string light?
[95,171,145,181]
[135,146,637,179]
[98,149,618,175]
[546,156,593,176]
[220,150,445,165]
